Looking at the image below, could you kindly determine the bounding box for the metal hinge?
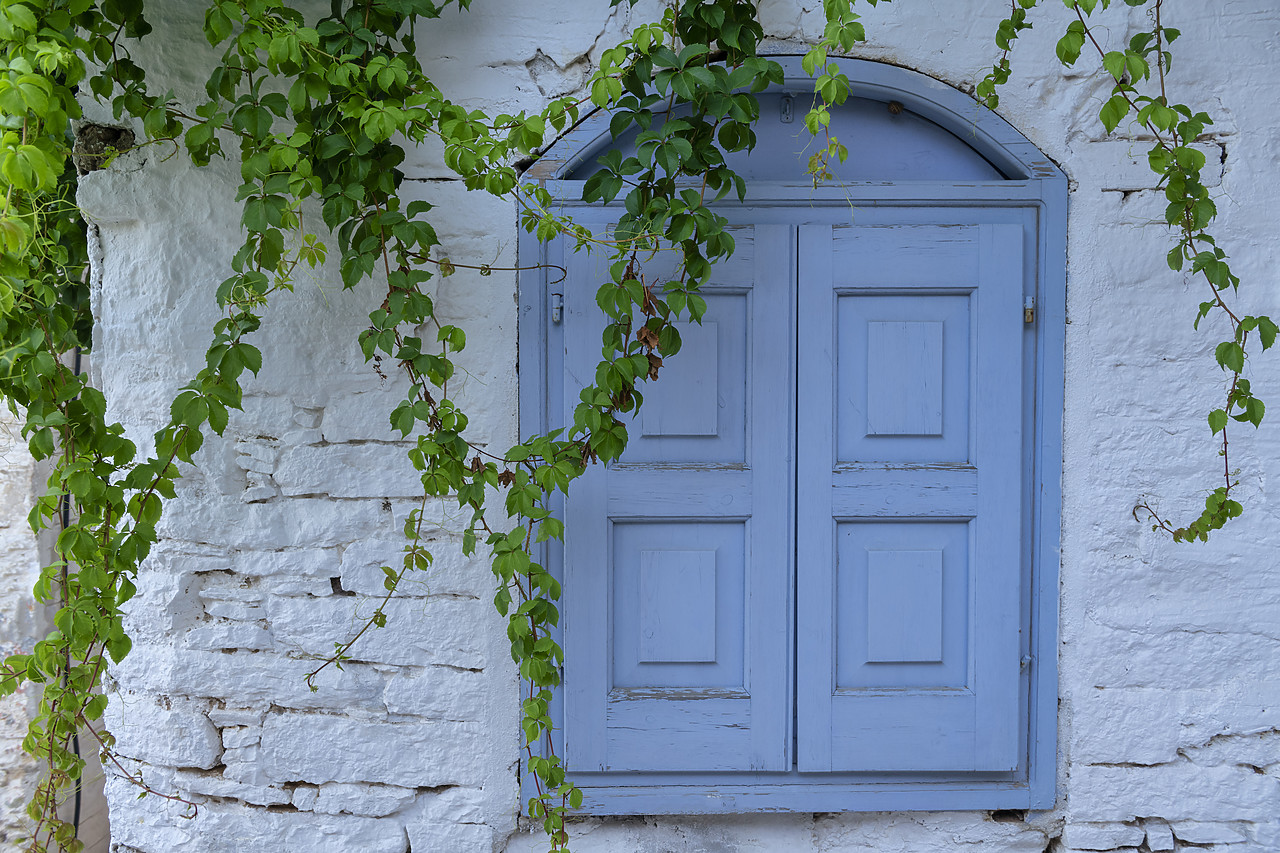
[551,292,563,324]
[1020,654,1034,671]
[1024,296,1036,324]
[780,94,794,124]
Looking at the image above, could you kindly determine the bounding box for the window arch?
[518,57,1065,813]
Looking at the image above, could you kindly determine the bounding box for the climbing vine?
[0,1,1270,851]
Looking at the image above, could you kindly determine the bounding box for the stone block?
[207,708,265,728]
[185,621,274,652]
[261,576,335,597]
[275,443,421,498]
[106,698,222,770]
[121,563,203,639]
[234,548,338,578]
[292,784,319,811]
[312,781,417,817]
[339,534,485,598]
[406,821,494,853]
[260,713,484,787]
[1142,818,1175,851]
[416,786,487,824]
[1171,821,1249,845]
[234,443,277,475]
[1069,763,1276,822]
[157,497,388,550]
[112,646,383,711]
[383,666,486,721]
[174,771,291,806]
[321,389,411,443]
[203,600,264,620]
[198,586,265,604]
[220,726,259,749]
[107,769,409,853]
[269,596,487,669]
[1070,685,1280,766]
[1069,140,1224,190]
[1061,822,1145,850]
[220,744,271,787]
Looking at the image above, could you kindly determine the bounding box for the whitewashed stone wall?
[75,2,1280,852]
[0,409,42,849]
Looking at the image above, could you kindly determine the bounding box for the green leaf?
[1215,341,1245,373]
[1208,408,1228,434]
[1056,21,1086,66]
[1102,51,1126,80]
[1099,94,1129,134]
[1256,316,1278,350]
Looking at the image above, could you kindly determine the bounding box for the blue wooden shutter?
[561,221,793,772]
[795,221,1026,772]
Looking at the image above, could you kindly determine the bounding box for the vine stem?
[1071,1,1246,525]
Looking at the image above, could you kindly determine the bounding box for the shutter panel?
[562,221,793,772]
[796,221,1025,772]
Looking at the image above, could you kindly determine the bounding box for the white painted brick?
[105,698,222,770]
[416,786,488,824]
[1067,140,1225,190]
[208,708,264,728]
[406,821,494,853]
[234,396,298,437]
[185,622,273,652]
[1172,821,1249,845]
[321,390,411,443]
[1061,823,1145,850]
[383,667,486,720]
[339,534,485,598]
[260,576,334,597]
[274,443,421,498]
[234,452,275,475]
[1143,818,1175,851]
[260,713,484,787]
[242,481,279,503]
[157,496,388,549]
[219,726,259,749]
[269,596,487,669]
[312,781,416,817]
[291,784,319,811]
[174,772,290,806]
[221,744,267,786]
[112,646,384,711]
[202,600,264,620]
[198,586,264,603]
[107,770,409,853]
[233,548,338,577]
[1069,763,1276,822]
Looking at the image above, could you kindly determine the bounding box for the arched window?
[519,58,1065,813]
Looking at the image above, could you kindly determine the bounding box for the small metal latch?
[780,94,794,124]
[1020,654,1034,671]
[1023,296,1035,324]
[551,293,563,324]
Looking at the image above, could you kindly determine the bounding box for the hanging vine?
[0,1,1270,851]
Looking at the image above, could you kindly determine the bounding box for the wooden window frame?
[517,57,1066,815]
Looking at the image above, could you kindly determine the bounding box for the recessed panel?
[611,521,744,689]
[866,550,944,662]
[836,521,969,690]
[638,550,716,662]
[837,294,970,464]
[641,322,719,438]
[866,322,944,436]
[621,293,748,466]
